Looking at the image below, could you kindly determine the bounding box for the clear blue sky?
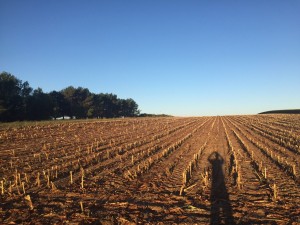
[1,1,299,116]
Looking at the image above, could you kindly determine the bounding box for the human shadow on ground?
[208,151,235,225]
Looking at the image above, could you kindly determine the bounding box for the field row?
[0,115,299,224]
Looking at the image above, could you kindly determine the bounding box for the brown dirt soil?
[0,116,300,224]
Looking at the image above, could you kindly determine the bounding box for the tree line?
[259,109,300,115]
[0,72,140,122]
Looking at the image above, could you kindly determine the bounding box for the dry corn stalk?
[81,168,84,189]
[179,185,185,196]
[70,171,73,184]
[51,181,57,191]
[47,175,50,187]
[16,183,21,195]
[273,183,278,201]
[80,201,84,213]
[201,171,209,188]
[24,195,34,210]
[24,173,28,183]
[9,181,12,193]
[22,182,26,194]
[36,172,40,187]
[264,167,267,179]
[182,170,187,185]
[237,172,242,190]
[292,164,296,176]
[18,173,21,185]
[14,170,18,186]
[1,180,4,195]
[55,166,58,178]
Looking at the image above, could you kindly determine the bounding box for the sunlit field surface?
[1,115,300,224]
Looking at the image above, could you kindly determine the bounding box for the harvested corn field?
[0,115,300,224]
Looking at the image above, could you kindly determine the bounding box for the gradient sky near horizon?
[1,1,299,116]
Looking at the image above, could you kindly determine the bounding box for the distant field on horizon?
[259,109,300,114]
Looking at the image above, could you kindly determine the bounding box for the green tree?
[61,86,94,118]
[124,98,140,117]
[101,93,118,118]
[49,91,68,119]
[75,87,93,118]
[91,94,105,118]
[61,86,76,118]
[0,72,29,121]
[26,88,52,120]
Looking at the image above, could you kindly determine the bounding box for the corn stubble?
[0,115,299,224]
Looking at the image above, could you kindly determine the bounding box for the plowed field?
[0,115,299,224]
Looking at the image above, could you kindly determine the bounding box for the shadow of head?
[208,151,224,164]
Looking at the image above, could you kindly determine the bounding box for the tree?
[26,88,52,120]
[100,93,119,118]
[20,81,33,120]
[125,98,140,117]
[49,91,68,119]
[21,81,33,98]
[61,86,94,119]
[74,87,93,118]
[61,86,76,118]
[0,72,30,121]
